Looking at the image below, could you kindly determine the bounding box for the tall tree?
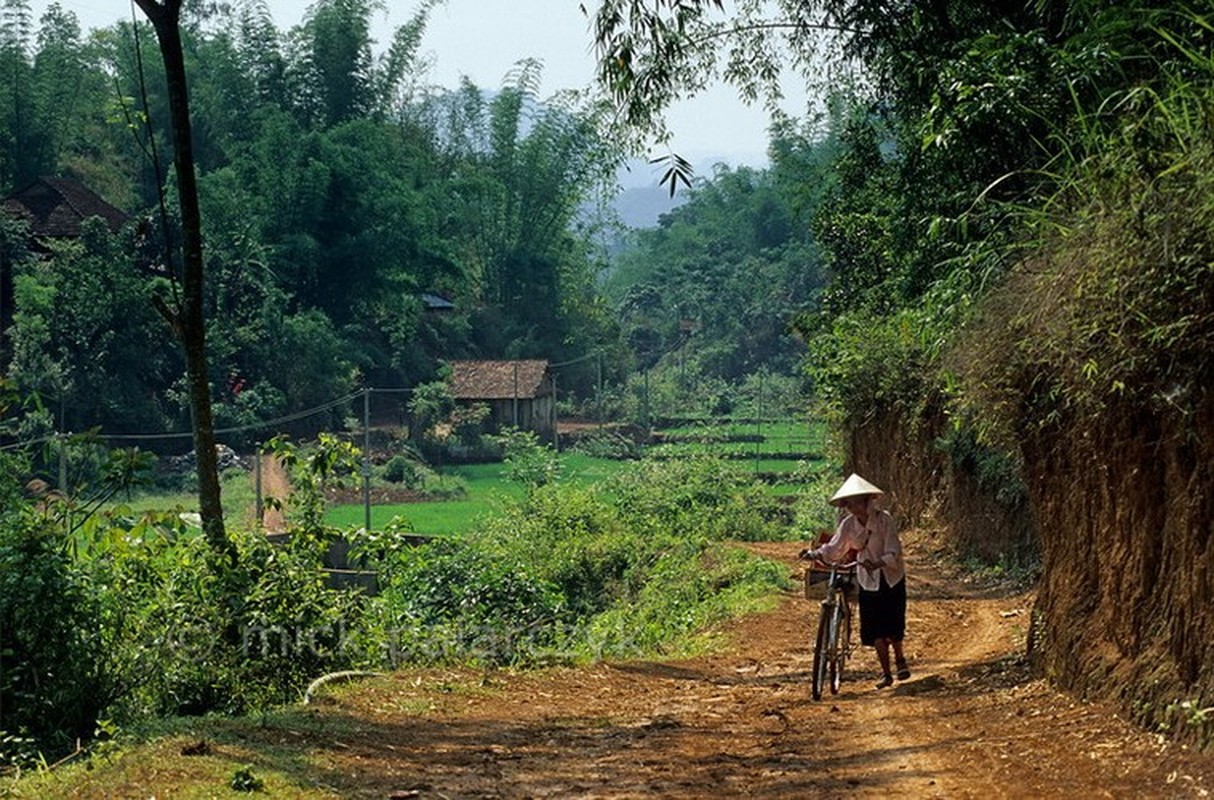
[28,3,84,175]
[132,0,228,559]
[432,66,617,359]
[0,0,35,188]
[232,0,290,110]
[281,0,435,127]
[7,220,175,433]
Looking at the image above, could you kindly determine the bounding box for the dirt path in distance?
[307,533,1213,799]
[255,454,289,533]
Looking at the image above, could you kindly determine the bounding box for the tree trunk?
[134,0,229,559]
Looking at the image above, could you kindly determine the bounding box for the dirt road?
[303,536,1212,798]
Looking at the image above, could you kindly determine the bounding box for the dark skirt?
[858,573,906,646]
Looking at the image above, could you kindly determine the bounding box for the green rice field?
[654,420,824,458]
[324,453,632,536]
[326,420,826,535]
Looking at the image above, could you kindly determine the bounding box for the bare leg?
[893,640,910,679]
[874,637,892,687]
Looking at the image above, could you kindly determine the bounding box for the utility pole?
[551,372,559,451]
[643,368,650,433]
[755,374,763,474]
[254,451,263,529]
[512,362,520,428]
[362,387,371,532]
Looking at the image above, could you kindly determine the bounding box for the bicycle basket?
[803,566,829,599]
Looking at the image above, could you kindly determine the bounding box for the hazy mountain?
[611,153,765,228]
[612,185,687,229]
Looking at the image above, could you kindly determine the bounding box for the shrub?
[0,457,107,762]
[579,542,787,659]
[81,511,240,718]
[361,455,791,668]
[476,484,638,617]
[570,430,642,460]
[382,453,421,486]
[790,462,848,536]
[227,530,368,708]
[491,428,561,490]
[607,454,783,541]
[265,434,360,532]
[80,513,372,718]
[0,526,106,760]
[370,538,565,666]
[451,403,491,447]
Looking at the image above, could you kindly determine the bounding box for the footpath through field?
[304,534,1212,798]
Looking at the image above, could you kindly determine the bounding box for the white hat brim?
[829,473,884,506]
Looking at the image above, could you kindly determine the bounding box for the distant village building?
[2,176,129,241]
[448,359,555,438]
[1,176,130,358]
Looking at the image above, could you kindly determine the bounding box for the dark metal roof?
[2,176,128,237]
[449,360,551,400]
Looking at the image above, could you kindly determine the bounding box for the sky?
[29,0,812,185]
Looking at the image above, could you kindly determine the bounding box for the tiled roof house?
[2,176,129,239]
[448,359,555,437]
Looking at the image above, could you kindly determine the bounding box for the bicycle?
[802,557,857,701]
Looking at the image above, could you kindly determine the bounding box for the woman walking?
[802,473,910,688]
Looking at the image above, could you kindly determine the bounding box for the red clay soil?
[295,534,1213,799]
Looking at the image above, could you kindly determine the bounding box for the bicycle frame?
[809,561,856,701]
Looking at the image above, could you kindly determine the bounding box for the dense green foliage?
[0,0,621,437]
[7,221,176,432]
[589,0,1213,430]
[599,128,859,422]
[607,165,823,381]
[594,0,1214,516]
[953,54,1214,435]
[0,453,106,755]
[368,454,788,665]
[766,1,1214,433]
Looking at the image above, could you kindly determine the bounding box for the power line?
[549,349,605,369]
[107,390,366,442]
[0,388,371,452]
[0,433,59,452]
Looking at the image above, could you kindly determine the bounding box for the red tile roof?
[2,176,128,237]
[449,360,551,400]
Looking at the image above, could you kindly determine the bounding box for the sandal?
[875,674,893,689]
[895,659,911,681]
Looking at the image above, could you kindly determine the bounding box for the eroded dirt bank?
[286,535,1212,799]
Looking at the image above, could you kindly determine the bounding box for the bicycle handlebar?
[797,552,858,570]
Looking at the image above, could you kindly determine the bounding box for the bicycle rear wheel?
[811,602,832,700]
[828,600,848,694]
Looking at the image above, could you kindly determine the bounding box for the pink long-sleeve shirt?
[817,503,905,592]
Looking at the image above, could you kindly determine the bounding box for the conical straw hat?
[829,473,884,506]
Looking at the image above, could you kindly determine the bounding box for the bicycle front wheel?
[811,602,832,701]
